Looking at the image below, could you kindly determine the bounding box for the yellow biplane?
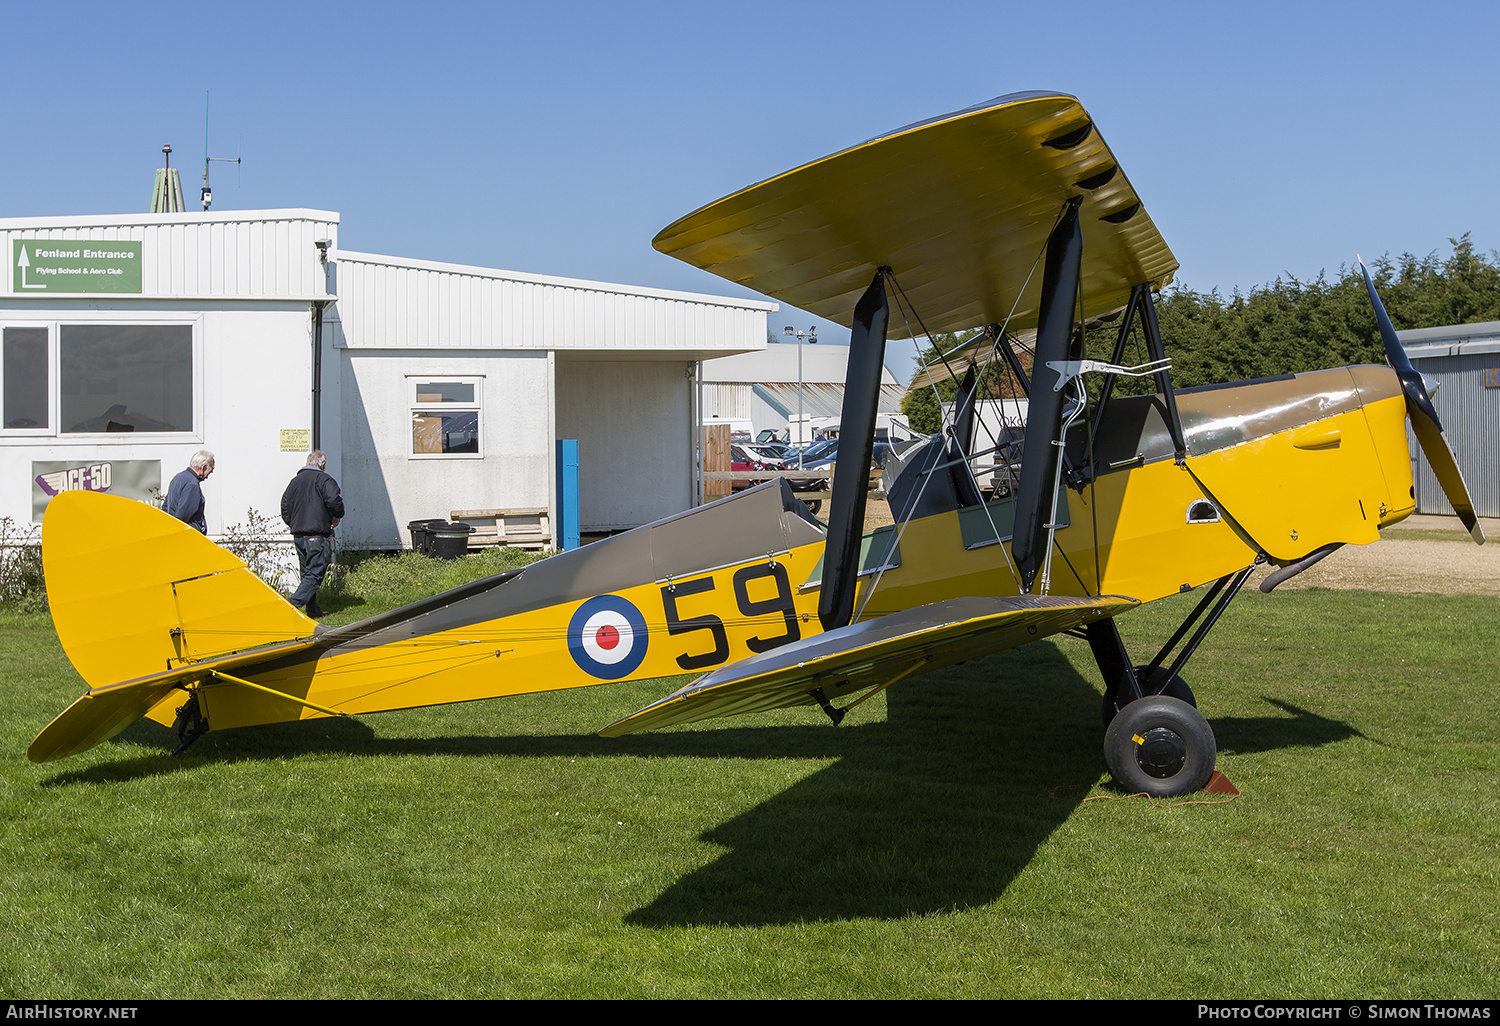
[30,91,1484,796]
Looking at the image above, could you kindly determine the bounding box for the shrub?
[221,508,300,593]
[0,517,46,609]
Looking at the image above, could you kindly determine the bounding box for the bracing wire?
[853,224,1059,618]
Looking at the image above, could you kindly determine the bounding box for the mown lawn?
[0,554,1495,998]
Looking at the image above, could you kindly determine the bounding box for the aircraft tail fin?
[43,491,316,694]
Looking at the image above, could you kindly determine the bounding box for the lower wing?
[600,593,1138,736]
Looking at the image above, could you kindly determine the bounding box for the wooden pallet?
[450,507,552,549]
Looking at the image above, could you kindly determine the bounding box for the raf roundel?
[567,595,649,679]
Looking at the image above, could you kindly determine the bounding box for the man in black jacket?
[280,450,344,618]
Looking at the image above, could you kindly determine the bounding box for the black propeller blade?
[1359,258,1484,544]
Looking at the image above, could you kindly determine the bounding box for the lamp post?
[783,325,817,464]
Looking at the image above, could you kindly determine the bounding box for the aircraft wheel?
[1100,667,1195,727]
[803,498,822,516]
[1103,695,1216,797]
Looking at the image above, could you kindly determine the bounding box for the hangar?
[701,342,905,444]
[1398,320,1500,519]
[1,208,774,548]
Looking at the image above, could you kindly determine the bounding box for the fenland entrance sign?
[12,240,142,294]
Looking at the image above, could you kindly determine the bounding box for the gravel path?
[1253,515,1500,596]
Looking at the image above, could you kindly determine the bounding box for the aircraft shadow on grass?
[40,649,1365,924]
[619,686,1370,927]
[623,645,1104,926]
[1212,696,1377,755]
[46,643,1100,919]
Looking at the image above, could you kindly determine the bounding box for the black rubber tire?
[1101,667,1196,727]
[1103,695,1216,797]
[803,499,822,516]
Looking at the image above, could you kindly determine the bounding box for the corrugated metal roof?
[1405,339,1500,358]
[753,382,906,419]
[1397,320,1500,345]
[0,209,338,300]
[1400,321,1500,359]
[704,344,899,385]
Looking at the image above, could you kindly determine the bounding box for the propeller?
[1359,258,1485,544]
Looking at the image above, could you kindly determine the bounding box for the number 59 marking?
[660,562,802,671]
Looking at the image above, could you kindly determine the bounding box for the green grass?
[1,552,1496,998]
[320,545,546,615]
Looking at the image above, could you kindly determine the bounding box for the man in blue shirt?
[164,450,215,533]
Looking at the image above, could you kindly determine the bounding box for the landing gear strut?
[171,690,208,756]
[1084,564,1253,796]
[1100,666,1195,728]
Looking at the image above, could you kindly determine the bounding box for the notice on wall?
[12,240,142,294]
[280,428,311,452]
[31,460,162,521]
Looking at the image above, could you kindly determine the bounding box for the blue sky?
[6,1,1497,379]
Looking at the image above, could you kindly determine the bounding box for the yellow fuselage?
[189,366,1411,734]
[26,364,1409,761]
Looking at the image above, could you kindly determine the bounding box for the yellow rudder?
[42,491,315,693]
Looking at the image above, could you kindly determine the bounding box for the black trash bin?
[407,518,448,555]
[430,522,474,560]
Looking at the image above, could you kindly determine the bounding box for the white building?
[701,342,905,444]
[1,209,774,546]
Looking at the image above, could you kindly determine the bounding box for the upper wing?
[600,593,1137,736]
[652,91,1177,340]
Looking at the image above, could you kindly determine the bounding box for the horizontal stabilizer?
[28,635,325,762]
[29,680,186,764]
[600,594,1137,736]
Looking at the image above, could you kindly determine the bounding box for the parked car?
[796,438,839,463]
[795,438,914,500]
[741,442,789,464]
[730,443,826,513]
[729,443,777,492]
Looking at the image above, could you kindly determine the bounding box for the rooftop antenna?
[201,91,242,211]
[150,143,186,213]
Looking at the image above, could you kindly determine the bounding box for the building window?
[0,322,195,435]
[410,378,481,456]
[3,328,49,430]
[60,325,193,433]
